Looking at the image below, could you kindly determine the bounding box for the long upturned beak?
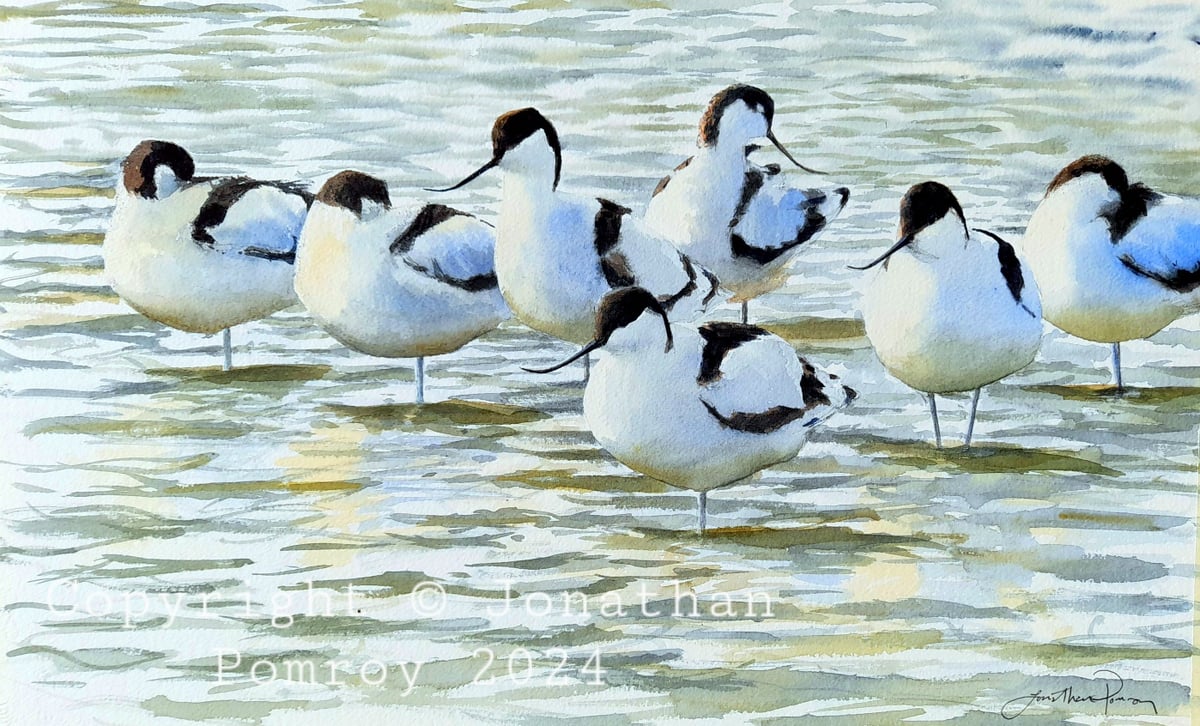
[767,131,826,175]
[425,156,500,193]
[522,339,604,374]
[849,234,915,271]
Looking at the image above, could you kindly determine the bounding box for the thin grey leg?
[1111,342,1123,392]
[740,300,749,324]
[698,491,707,536]
[964,387,982,449]
[415,356,426,404]
[222,328,232,372]
[929,393,942,449]
[582,352,590,384]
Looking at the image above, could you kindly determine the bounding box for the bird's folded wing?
[392,205,498,291]
[192,178,311,262]
[1116,197,1200,293]
[607,214,712,306]
[733,177,836,261]
[700,332,808,420]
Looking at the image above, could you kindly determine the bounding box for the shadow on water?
[762,316,866,342]
[323,400,549,434]
[23,414,259,439]
[849,433,1123,477]
[1025,383,1200,406]
[671,524,940,555]
[497,469,670,494]
[146,364,332,385]
[5,313,161,343]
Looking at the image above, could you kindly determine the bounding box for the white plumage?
[103,140,310,369]
[430,107,719,346]
[526,287,855,534]
[294,171,509,402]
[645,85,849,321]
[858,181,1043,447]
[1020,155,1200,388]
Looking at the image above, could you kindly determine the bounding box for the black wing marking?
[729,169,765,231]
[600,250,636,288]
[390,203,470,256]
[1119,254,1200,293]
[594,198,632,256]
[699,356,831,434]
[798,357,831,407]
[697,321,769,385]
[594,198,640,289]
[701,401,807,434]
[240,246,297,262]
[392,204,499,292]
[658,252,698,312]
[191,177,313,263]
[401,258,498,292]
[973,228,1038,318]
[729,171,827,265]
[700,266,720,305]
[972,228,1023,301]
[1101,183,1161,242]
[651,156,693,198]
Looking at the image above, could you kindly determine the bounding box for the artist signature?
[1001,669,1158,720]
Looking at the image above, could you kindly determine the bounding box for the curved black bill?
[424,157,499,193]
[767,131,826,175]
[522,340,603,374]
[849,234,914,271]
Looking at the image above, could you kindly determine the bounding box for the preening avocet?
[525,286,855,535]
[428,108,720,355]
[103,140,311,370]
[644,85,850,323]
[1020,155,1200,391]
[295,171,509,403]
[855,182,1042,448]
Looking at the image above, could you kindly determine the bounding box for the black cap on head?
[122,140,195,198]
[521,286,673,374]
[699,85,775,146]
[850,181,966,271]
[316,170,391,216]
[898,181,967,240]
[1046,155,1128,196]
[594,286,671,347]
[427,107,562,193]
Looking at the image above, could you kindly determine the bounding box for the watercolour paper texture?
[1,1,1197,723]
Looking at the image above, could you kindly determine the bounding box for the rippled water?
[2,1,1198,723]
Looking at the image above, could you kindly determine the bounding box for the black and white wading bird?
[427,108,720,377]
[294,171,509,403]
[525,286,855,535]
[1020,155,1200,391]
[103,140,311,370]
[856,182,1043,448]
[644,85,850,323]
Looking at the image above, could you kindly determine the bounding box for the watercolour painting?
[1,1,1198,723]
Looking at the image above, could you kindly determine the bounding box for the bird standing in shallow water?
[428,108,719,380]
[103,140,311,370]
[525,286,855,535]
[855,182,1043,448]
[645,84,850,324]
[1020,155,1200,392]
[294,171,509,403]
